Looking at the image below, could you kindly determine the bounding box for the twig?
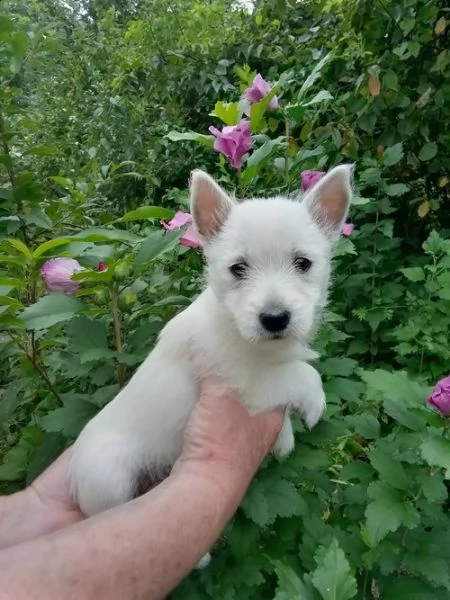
[111,286,125,387]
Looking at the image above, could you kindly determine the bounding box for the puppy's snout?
[259,309,291,333]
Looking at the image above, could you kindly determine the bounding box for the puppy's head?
[190,165,353,345]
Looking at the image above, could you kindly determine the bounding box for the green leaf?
[368,446,409,489]
[5,238,33,260]
[66,317,109,356]
[20,292,84,330]
[365,482,420,546]
[135,230,181,265]
[385,183,409,196]
[303,90,333,106]
[0,276,25,289]
[26,433,67,484]
[420,437,450,476]
[416,472,447,502]
[165,130,214,147]
[209,100,244,125]
[23,145,62,156]
[114,206,174,223]
[382,143,404,167]
[242,136,285,183]
[419,142,438,162]
[320,357,358,377]
[273,561,314,600]
[311,539,357,600]
[401,267,425,282]
[10,31,28,74]
[345,414,380,439]
[383,577,449,600]
[41,399,100,438]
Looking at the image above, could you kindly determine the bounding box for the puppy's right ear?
[190,170,234,241]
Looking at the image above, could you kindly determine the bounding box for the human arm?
[0,377,283,600]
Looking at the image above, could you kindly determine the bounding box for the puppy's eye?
[229,262,248,279]
[294,256,312,273]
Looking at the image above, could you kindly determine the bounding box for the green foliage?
[1,0,450,598]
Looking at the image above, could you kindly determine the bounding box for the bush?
[0,0,449,598]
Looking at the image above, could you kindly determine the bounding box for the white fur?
[69,165,353,568]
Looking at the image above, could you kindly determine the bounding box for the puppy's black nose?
[259,310,291,333]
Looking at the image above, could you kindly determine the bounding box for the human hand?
[172,375,284,490]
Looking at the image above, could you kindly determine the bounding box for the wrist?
[172,453,260,507]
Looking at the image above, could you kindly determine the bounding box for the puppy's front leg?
[273,410,295,458]
[290,361,326,429]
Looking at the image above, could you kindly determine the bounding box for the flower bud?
[41,257,83,294]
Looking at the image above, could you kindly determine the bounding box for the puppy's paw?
[273,414,295,459]
[195,552,211,569]
[303,388,326,429]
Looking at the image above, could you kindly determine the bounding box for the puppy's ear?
[190,170,234,240]
[303,164,353,240]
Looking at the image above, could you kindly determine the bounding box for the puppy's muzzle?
[259,309,291,333]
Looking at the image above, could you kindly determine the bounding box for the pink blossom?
[41,257,83,293]
[427,375,450,416]
[162,211,192,231]
[161,211,201,249]
[98,262,108,272]
[208,120,253,170]
[301,170,325,193]
[242,74,278,112]
[341,223,355,236]
[180,226,201,249]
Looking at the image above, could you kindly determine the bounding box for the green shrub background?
[0,0,449,598]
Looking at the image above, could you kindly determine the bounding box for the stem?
[0,107,29,244]
[361,569,369,600]
[284,120,290,187]
[236,168,244,199]
[111,286,125,387]
[369,208,379,364]
[7,333,63,406]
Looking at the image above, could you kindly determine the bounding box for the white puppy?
[70,165,352,565]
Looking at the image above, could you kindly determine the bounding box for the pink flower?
[162,211,192,231]
[341,223,355,236]
[161,211,201,249]
[301,170,325,193]
[242,74,279,112]
[427,375,450,416]
[41,257,83,293]
[98,262,108,272]
[208,120,253,170]
[180,226,201,249]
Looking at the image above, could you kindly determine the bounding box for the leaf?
[417,200,430,218]
[26,433,67,484]
[311,539,357,600]
[32,237,74,258]
[135,230,181,265]
[23,145,62,156]
[320,357,358,377]
[41,399,100,438]
[368,446,409,489]
[385,183,409,196]
[382,143,403,167]
[5,238,33,260]
[165,130,214,147]
[303,90,333,105]
[434,17,447,36]
[419,142,438,162]
[416,472,447,503]
[298,53,331,96]
[273,561,313,600]
[209,100,243,125]
[401,267,425,282]
[365,482,420,546]
[20,292,84,330]
[66,317,109,355]
[114,206,174,223]
[420,437,450,476]
[383,577,448,600]
[368,74,380,97]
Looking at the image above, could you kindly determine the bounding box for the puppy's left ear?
[190,170,235,241]
[303,164,354,241]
